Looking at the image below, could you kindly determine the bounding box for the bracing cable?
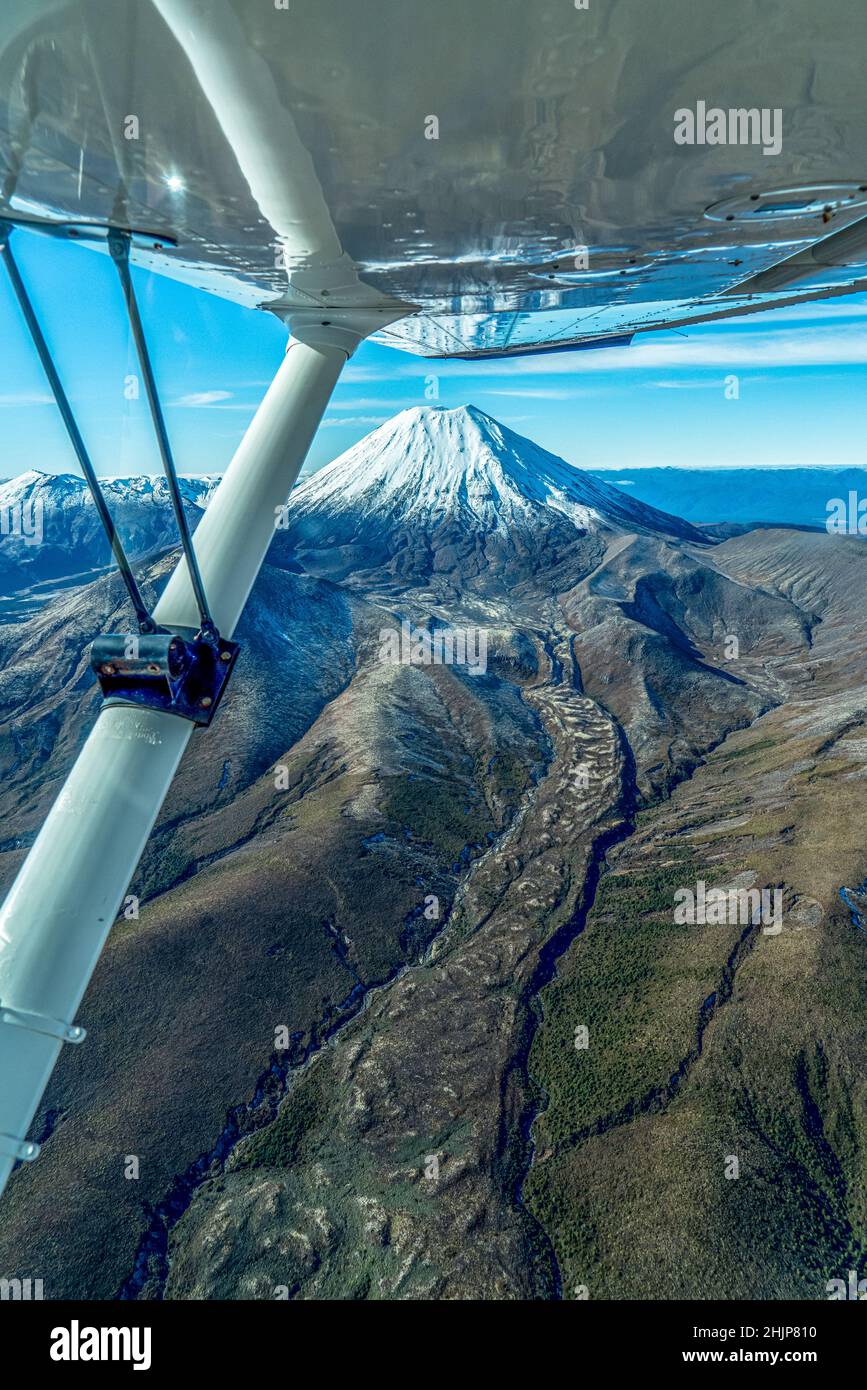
[108,228,215,637]
[0,219,219,641]
[0,218,156,633]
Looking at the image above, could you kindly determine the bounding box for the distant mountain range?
[586,464,867,530]
[1,404,866,1302]
[0,469,219,593]
[1,412,863,598]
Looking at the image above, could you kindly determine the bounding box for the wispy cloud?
[172,390,234,407]
[745,300,867,325]
[647,375,772,390]
[341,363,394,384]
[0,391,54,407]
[321,414,391,428]
[327,397,420,410]
[480,386,597,400]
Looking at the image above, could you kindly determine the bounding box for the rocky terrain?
[0,407,864,1300]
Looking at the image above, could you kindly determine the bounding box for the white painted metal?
[154,335,346,635]
[6,0,867,351]
[151,0,343,269]
[0,706,193,1199]
[0,0,416,1203]
[0,330,359,1201]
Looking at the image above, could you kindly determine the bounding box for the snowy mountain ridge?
[0,470,220,512]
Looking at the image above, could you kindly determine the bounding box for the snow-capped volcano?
[0,410,703,601]
[280,406,705,593]
[290,406,703,539]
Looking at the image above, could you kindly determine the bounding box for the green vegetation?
[475,746,542,813]
[380,775,494,863]
[524,705,867,1299]
[528,855,745,1148]
[233,1059,334,1171]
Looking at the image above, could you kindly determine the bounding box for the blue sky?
[2,225,867,480]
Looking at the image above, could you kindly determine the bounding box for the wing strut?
[0,303,406,1202]
[0,0,414,1209]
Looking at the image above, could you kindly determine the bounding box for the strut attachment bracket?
[90,629,240,726]
[0,1004,86,1046]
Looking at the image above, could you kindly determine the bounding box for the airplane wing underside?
[2,0,867,357]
